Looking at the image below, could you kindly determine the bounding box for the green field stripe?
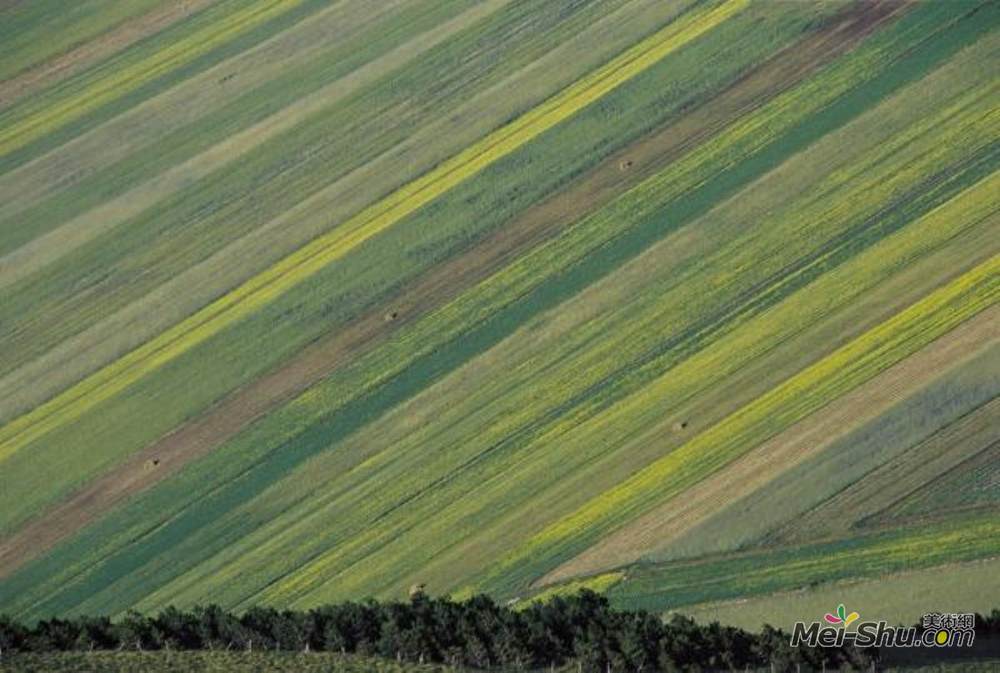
[663,341,1000,560]
[478,255,1000,595]
[876,436,1000,522]
[150,177,1000,612]
[0,0,648,378]
[0,0,749,466]
[0,0,632,406]
[1,0,992,620]
[602,515,1000,613]
[683,558,1000,632]
[0,0,168,82]
[0,0,499,263]
[0,0,944,416]
[252,145,1000,607]
[0,0,338,175]
[415,190,1000,606]
[74,87,1000,615]
[0,0,311,160]
[0,0,797,566]
[518,133,1000,442]
[0,0,980,611]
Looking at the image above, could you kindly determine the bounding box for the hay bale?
[409,583,426,598]
[618,159,634,171]
[672,421,688,432]
[385,310,400,322]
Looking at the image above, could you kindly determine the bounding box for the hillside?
[0,0,997,629]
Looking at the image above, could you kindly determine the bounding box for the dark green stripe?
[2,0,991,620]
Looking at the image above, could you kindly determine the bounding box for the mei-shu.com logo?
[790,604,975,649]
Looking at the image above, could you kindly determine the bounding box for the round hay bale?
[408,583,426,598]
[618,159,634,172]
[385,311,400,322]
[672,421,688,432]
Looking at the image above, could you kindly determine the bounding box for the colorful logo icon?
[824,604,860,628]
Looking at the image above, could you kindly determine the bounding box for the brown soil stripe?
[0,0,906,579]
[0,0,221,111]
[542,306,1000,585]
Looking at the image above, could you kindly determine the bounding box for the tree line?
[2,591,998,671]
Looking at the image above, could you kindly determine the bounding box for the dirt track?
[0,0,906,579]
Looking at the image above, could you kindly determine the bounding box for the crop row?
[0,0,634,384]
[0,0,806,540]
[14,46,990,615]
[1,0,994,619]
[0,0,742,464]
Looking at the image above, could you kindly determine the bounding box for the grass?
[9,653,995,673]
[681,558,1000,631]
[1,651,995,673]
[519,572,626,608]
[0,0,634,379]
[0,0,656,446]
[601,515,1000,614]
[0,0,315,158]
[0,0,976,516]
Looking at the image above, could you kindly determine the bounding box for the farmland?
[0,0,997,643]
[683,558,1000,632]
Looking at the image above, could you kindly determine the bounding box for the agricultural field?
[683,558,1000,632]
[596,515,1000,614]
[0,0,998,645]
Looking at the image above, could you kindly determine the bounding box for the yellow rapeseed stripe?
[505,254,1000,562]
[0,0,748,463]
[0,0,308,158]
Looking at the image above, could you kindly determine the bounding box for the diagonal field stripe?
[0,0,749,464]
[0,0,512,290]
[489,253,1000,590]
[0,0,312,160]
